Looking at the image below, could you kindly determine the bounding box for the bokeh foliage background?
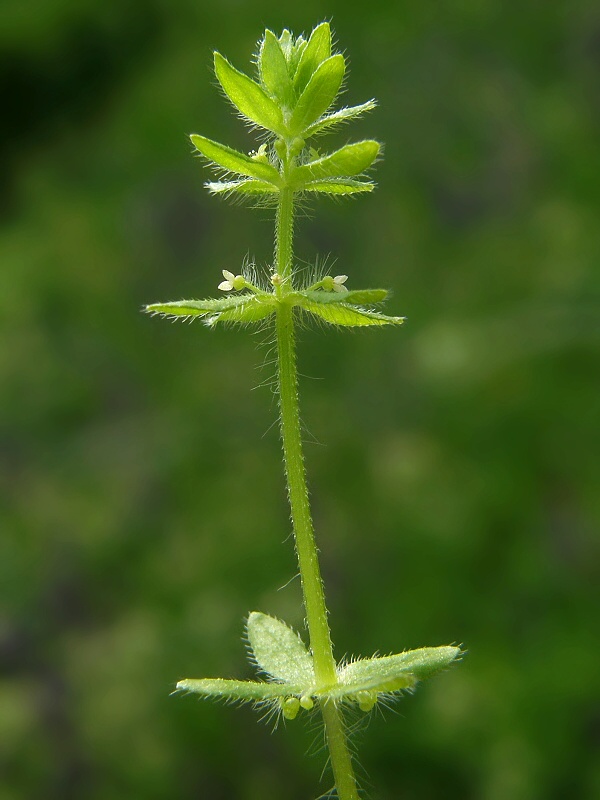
[1,1,599,798]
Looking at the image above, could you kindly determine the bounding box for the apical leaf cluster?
[193,23,379,198]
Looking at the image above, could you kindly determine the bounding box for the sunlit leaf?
[301,299,405,326]
[177,678,304,701]
[190,135,280,184]
[259,30,292,104]
[294,22,331,94]
[145,295,277,326]
[298,289,389,306]
[290,55,345,136]
[288,34,307,76]
[206,179,280,195]
[145,296,253,318]
[292,141,380,186]
[207,298,276,325]
[278,29,293,60]
[302,179,375,195]
[214,52,285,134]
[305,101,377,137]
[247,612,315,684]
[338,646,462,690]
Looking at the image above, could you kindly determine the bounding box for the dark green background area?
[1,1,599,798]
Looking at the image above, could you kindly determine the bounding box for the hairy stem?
[321,700,360,800]
[275,186,294,282]
[275,302,335,684]
[275,190,360,800]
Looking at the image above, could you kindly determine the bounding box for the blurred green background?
[1,1,599,798]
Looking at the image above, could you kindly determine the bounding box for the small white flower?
[250,143,268,163]
[322,274,349,292]
[218,270,245,291]
[332,274,348,292]
[218,270,236,291]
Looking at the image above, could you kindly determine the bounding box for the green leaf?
[292,141,380,186]
[214,52,285,135]
[207,297,276,326]
[177,678,304,701]
[305,100,377,137]
[177,646,462,706]
[323,674,416,701]
[342,289,388,304]
[259,30,292,104]
[289,54,345,136]
[190,135,280,184]
[294,22,331,94]
[145,296,253,318]
[247,612,315,684]
[338,646,462,691]
[145,295,277,326]
[289,35,307,76]
[298,289,389,306]
[278,29,293,60]
[302,179,375,195]
[301,299,405,327]
[206,179,280,195]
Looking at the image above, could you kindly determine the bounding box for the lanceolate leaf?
[278,29,294,60]
[145,295,277,325]
[294,22,331,94]
[302,179,375,195]
[290,55,345,136]
[323,674,416,701]
[338,646,462,689]
[301,300,405,327]
[206,179,280,195]
[292,141,380,185]
[298,289,389,306]
[214,52,285,135]
[177,678,304,701]
[190,135,280,184]
[206,298,276,325]
[305,101,377,137]
[247,612,315,684]
[288,34,307,77]
[145,296,253,318]
[259,30,292,104]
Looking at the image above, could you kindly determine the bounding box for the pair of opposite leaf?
[145,24,404,329]
[145,282,405,328]
[178,612,461,720]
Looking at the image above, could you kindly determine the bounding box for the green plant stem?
[275,302,335,684]
[275,187,294,281]
[321,700,361,800]
[274,190,360,800]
